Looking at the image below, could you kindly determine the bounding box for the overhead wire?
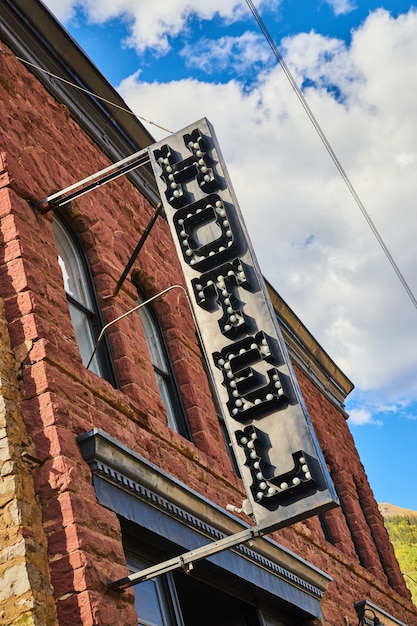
[245,0,417,311]
[0,48,173,134]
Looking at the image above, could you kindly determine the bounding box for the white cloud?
[118,8,417,414]
[43,0,281,53]
[325,0,357,16]
[43,0,79,22]
[395,153,416,167]
[348,408,382,427]
[180,32,273,76]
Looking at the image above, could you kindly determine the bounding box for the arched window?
[52,217,116,385]
[138,295,190,439]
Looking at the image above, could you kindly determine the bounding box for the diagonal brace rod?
[111,202,163,297]
[32,147,151,212]
[108,526,261,591]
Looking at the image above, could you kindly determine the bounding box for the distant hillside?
[379,503,417,607]
[379,502,417,518]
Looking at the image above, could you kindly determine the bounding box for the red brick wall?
[0,43,416,626]
[282,363,414,624]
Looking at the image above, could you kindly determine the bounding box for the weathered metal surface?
[149,118,339,533]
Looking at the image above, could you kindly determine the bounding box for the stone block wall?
[0,167,57,626]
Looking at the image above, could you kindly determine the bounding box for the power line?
[245,0,417,311]
[403,572,417,585]
[0,49,173,134]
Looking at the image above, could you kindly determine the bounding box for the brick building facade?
[0,1,416,625]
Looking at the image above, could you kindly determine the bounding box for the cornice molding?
[92,456,324,598]
[78,428,332,601]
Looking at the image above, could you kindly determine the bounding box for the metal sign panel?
[149,118,339,533]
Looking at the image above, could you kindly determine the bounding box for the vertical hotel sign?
[149,118,338,533]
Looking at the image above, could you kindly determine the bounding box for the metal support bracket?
[110,201,163,297]
[107,526,262,591]
[31,147,151,212]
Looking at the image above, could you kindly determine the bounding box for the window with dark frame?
[52,216,116,386]
[137,293,191,439]
[125,549,263,626]
[126,552,182,626]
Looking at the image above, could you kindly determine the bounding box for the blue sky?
[44,0,417,511]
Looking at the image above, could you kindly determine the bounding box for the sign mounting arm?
[31,147,151,213]
[108,526,261,591]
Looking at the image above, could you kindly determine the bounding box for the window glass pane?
[67,301,102,376]
[155,371,177,431]
[135,579,166,626]
[53,219,94,310]
[52,218,104,378]
[137,295,188,437]
[126,554,179,626]
[138,302,168,373]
